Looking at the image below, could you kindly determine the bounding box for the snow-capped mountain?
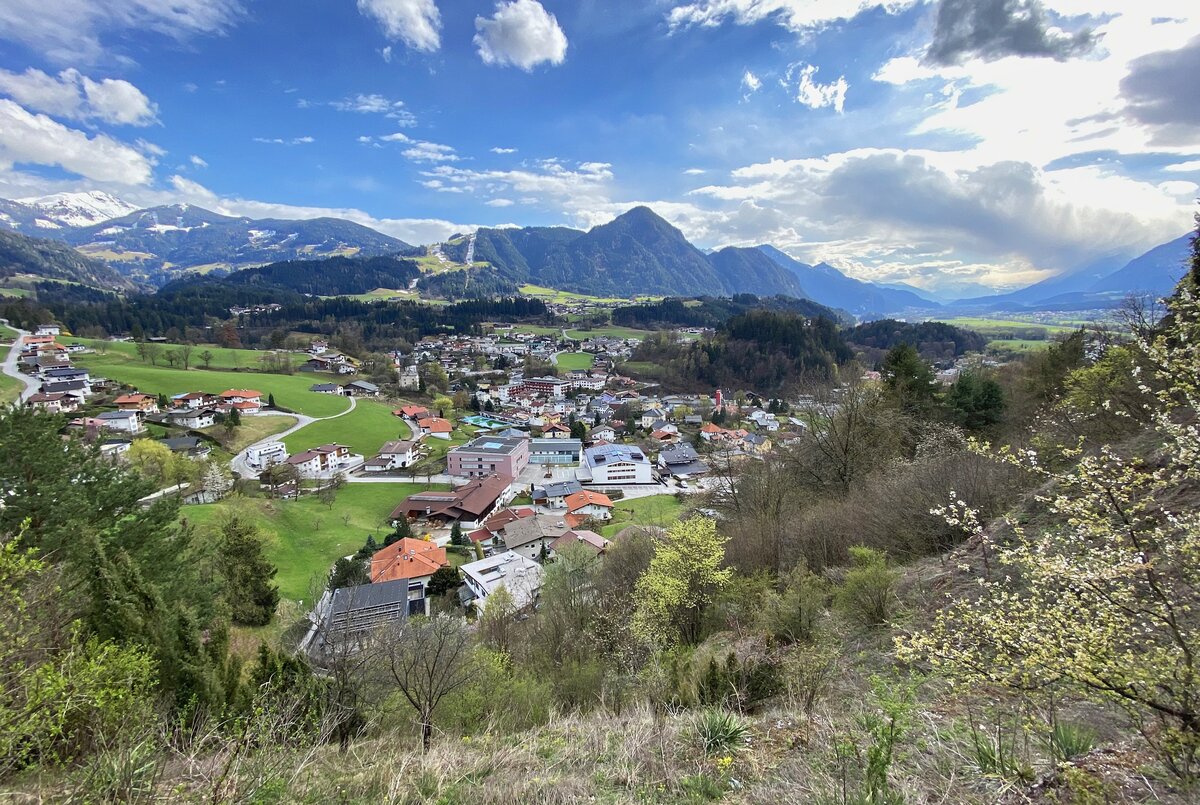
[13,191,140,228]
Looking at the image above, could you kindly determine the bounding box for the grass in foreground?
[0,372,20,406]
[182,483,446,601]
[73,352,352,418]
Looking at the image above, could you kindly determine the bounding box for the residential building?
[580,443,653,485]
[531,479,583,508]
[564,490,614,521]
[658,442,710,478]
[286,443,363,478]
[158,436,212,460]
[343,380,380,397]
[309,383,343,395]
[364,439,419,472]
[501,515,572,560]
[397,404,430,420]
[171,391,218,409]
[219,389,263,405]
[166,407,217,430]
[459,551,544,612]
[95,410,143,434]
[369,538,449,616]
[549,529,611,556]
[586,425,616,442]
[114,392,159,413]
[34,324,61,336]
[541,423,570,439]
[521,376,570,399]
[390,473,513,528]
[417,417,453,439]
[447,436,530,479]
[26,391,76,413]
[302,579,412,657]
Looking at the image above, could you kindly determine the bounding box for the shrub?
[763,562,828,644]
[834,547,899,628]
[692,709,748,755]
[1046,722,1096,762]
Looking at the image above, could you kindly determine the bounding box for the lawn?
[0,372,20,406]
[0,287,31,298]
[202,414,297,453]
[599,494,685,538]
[182,482,447,602]
[987,338,1052,355]
[73,351,352,418]
[555,351,596,371]
[0,322,17,341]
[71,337,309,370]
[282,400,408,456]
[566,326,652,340]
[505,324,563,337]
[936,316,1079,339]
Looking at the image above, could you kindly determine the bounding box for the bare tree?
[164,349,179,368]
[383,615,477,750]
[179,343,193,370]
[144,342,162,366]
[199,349,215,369]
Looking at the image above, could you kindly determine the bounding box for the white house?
[34,324,61,336]
[564,490,615,521]
[579,443,654,485]
[460,551,544,612]
[95,410,143,434]
[364,439,419,472]
[286,443,364,478]
[167,407,217,430]
[246,441,288,468]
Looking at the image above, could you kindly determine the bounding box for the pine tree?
[450,521,464,546]
[217,514,279,627]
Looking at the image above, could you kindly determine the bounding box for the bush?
[763,562,828,644]
[834,547,899,628]
[1046,722,1096,762]
[692,709,748,755]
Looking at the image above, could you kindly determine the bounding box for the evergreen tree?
[882,343,937,415]
[216,514,279,627]
[450,521,464,546]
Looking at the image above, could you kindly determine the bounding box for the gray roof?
[346,380,379,391]
[502,515,571,549]
[160,436,205,452]
[452,436,528,456]
[96,410,137,420]
[43,380,87,392]
[43,367,87,378]
[660,442,701,464]
[309,383,339,392]
[532,480,582,499]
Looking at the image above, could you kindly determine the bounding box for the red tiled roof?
[565,490,613,513]
[418,417,453,433]
[219,389,263,399]
[370,538,448,582]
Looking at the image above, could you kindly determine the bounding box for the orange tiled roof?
[370,538,448,582]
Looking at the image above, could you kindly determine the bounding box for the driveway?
[2,328,40,403]
[229,395,356,477]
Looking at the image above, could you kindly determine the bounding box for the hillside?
[0,191,139,232]
[223,254,423,296]
[758,244,935,315]
[0,227,135,292]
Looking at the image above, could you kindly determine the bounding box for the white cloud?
[1164,160,1200,173]
[788,63,848,112]
[422,159,613,209]
[491,146,518,154]
[189,155,207,168]
[368,132,459,162]
[486,198,515,207]
[0,0,243,64]
[357,0,441,53]
[381,45,394,62]
[329,93,416,125]
[684,168,707,175]
[253,136,315,145]
[668,0,920,34]
[0,67,157,125]
[0,99,156,184]
[474,0,568,71]
[741,70,762,98]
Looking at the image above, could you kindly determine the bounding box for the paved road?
[229,396,356,478]
[2,328,39,403]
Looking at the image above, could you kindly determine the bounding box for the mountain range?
[0,191,1191,315]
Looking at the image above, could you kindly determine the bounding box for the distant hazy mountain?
[954,233,1192,311]
[0,191,140,235]
[0,228,135,292]
[757,244,935,315]
[54,204,412,284]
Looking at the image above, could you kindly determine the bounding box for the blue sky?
[0,0,1196,295]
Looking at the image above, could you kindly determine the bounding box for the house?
[42,366,90,385]
[417,417,453,439]
[158,436,212,460]
[501,515,572,560]
[640,408,668,429]
[459,551,544,612]
[528,438,582,465]
[390,473,513,528]
[700,423,733,443]
[531,479,583,508]
[34,324,61,336]
[309,383,343,395]
[40,379,89,403]
[741,433,772,454]
[541,423,571,439]
[286,443,363,478]
[343,380,380,397]
[246,440,288,468]
[549,529,611,556]
[302,579,413,657]
[396,404,429,420]
[658,442,710,479]
[447,436,530,479]
[564,490,614,521]
[166,407,217,430]
[309,340,329,354]
[95,410,143,434]
[26,391,76,413]
[579,443,654,485]
[466,506,536,550]
[520,376,570,399]
[586,425,616,443]
[369,538,449,616]
[171,391,218,409]
[114,393,159,413]
[363,439,419,472]
[219,389,263,405]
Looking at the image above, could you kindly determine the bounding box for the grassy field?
[505,324,563,337]
[0,372,20,406]
[599,494,685,538]
[0,323,16,341]
[555,351,596,371]
[282,400,408,456]
[0,287,32,298]
[937,316,1079,339]
[566,326,652,340]
[987,338,1053,355]
[73,352,352,418]
[338,287,418,302]
[182,483,447,602]
[517,284,659,304]
[71,338,309,370]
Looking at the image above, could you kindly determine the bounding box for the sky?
[0,0,1196,296]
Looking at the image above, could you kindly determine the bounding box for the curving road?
[2,327,40,404]
[229,395,356,478]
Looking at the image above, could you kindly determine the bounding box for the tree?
[216,513,279,626]
[327,557,369,590]
[224,406,241,437]
[199,349,215,369]
[179,343,193,370]
[449,521,464,546]
[383,615,477,750]
[943,369,1005,433]
[385,517,413,546]
[164,349,179,368]
[426,566,460,598]
[432,395,454,420]
[418,362,449,394]
[452,389,470,410]
[900,282,1200,780]
[570,420,587,441]
[201,461,232,501]
[633,517,732,646]
[267,392,276,408]
[216,322,242,349]
[144,341,162,366]
[127,439,197,488]
[881,343,937,414]
[318,485,338,510]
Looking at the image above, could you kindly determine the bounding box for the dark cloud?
[1120,36,1200,145]
[924,0,1097,66]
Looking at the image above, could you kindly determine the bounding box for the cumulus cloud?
[1120,36,1200,145]
[486,198,515,207]
[189,155,207,168]
[684,168,707,175]
[925,0,1098,65]
[0,0,242,64]
[253,135,315,145]
[329,93,416,125]
[0,99,156,184]
[788,63,848,112]
[357,0,441,53]
[0,67,157,125]
[1164,160,1200,173]
[421,159,613,208]
[370,132,459,162]
[668,0,920,34]
[741,69,762,98]
[491,146,518,154]
[474,0,568,71]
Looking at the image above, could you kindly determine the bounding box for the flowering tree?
[899,280,1200,779]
